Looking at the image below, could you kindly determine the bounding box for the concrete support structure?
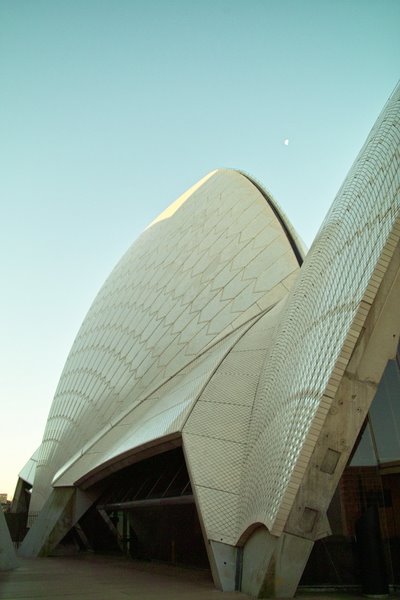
[285,238,400,539]
[241,240,400,597]
[242,529,313,598]
[207,540,238,592]
[241,528,276,597]
[270,533,314,597]
[0,508,18,570]
[19,487,100,557]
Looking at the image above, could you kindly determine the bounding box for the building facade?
[11,82,400,596]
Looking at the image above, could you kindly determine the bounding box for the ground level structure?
[5,82,400,597]
[1,555,387,600]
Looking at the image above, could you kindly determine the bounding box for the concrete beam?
[240,246,400,597]
[18,487,100,557]
[284,243,400,545]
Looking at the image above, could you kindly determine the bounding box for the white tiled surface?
[53,321,253,487]
[28,83,399,550]
[240,82,400,538]
[18,447,39,486]
[184,304,283,545]
[30,169,300,514]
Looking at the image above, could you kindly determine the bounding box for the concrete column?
[0,509,18,570]
[18,487,100,557]
[271,532,314,597]
[241,527,313,598]
[207,540,238,592]
[241,527,276,598]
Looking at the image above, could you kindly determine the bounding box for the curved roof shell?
[180,83,400,548]
[240,81,400,538]
[20,86,400,593]
[30,168,302,513]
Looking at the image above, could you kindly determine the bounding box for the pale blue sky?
[1,0,399,497]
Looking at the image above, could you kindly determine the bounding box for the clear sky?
[0,0,399,498]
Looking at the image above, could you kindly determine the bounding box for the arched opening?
[73,447,209,569]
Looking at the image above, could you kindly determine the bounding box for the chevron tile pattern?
[29,168,301,514]
[24,83,400,583]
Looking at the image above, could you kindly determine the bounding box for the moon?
[284,138,289,146]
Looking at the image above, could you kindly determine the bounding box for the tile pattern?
[184,305,283,544]
[30,169,300,514]
[240,82,400,537]
[53,321,253,487]
[28,84,399,553]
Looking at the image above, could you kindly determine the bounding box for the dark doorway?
[77,447,209,569]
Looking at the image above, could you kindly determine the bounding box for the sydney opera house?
[3,82,399,596]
